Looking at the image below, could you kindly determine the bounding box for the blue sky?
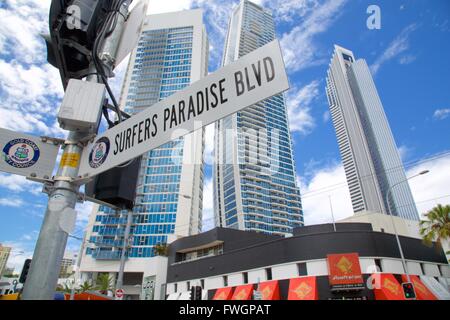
[0,0,449,271]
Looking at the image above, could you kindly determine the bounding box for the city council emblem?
[2,138,40,169]
[89,137,110,169]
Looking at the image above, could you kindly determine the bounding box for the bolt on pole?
[21,2,130,300]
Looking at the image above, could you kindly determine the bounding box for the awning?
[287,277,318,300]
[231,284,254,300]
[178,291,191,300]
[372,274,406,300]
[401,275,437,300]
[257,280,280,300]
[212,287,234,300]
[166,292,181,300]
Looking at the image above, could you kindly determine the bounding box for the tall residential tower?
[326,45,419,220]
[80,9,208,300]
[214,0,303,235]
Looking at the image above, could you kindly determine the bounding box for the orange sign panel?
[212,287,234,300]
[373,274,406,300]
[401,275,437,300]
[258,280,280,300]
[231,284,254,300]
[327,253,364,289]
[288,277,318,300]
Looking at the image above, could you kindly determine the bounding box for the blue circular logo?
[2,138,40,169]
[89,137,110,169]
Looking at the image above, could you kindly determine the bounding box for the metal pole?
[116,209,133,292]
[384,171,429,286]
[22,2,130,300]
[385,187,411,283]
[328,195,337,232]
[70,231,87,300]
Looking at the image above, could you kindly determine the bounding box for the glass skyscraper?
[80,9,208,299]
[326,45,419,221]
[214,0,303,235]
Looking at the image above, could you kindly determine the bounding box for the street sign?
[115,288,124,300]
[0,128,60,179]
[78,39,289,178]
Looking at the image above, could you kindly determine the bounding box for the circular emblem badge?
[2,138,40,169]
[89,137,110,169]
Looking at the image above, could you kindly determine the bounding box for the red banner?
[212,287,234,300]
[327,253,364,290]
[401,275,437,300]
[231,284,254,300]
[288,277,318,300]
[258,280,280,300]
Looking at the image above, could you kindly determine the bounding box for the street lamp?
[385,170,429,284]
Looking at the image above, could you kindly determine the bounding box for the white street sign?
[0,128,60,179]
[78,40,289,178]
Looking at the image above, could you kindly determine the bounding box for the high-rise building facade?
[0,244,11,276]
[214,0,303,235]
[79,9,208,300]
[326,45,419,220]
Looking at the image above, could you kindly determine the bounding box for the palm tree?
[420,204,450,249]
[96,273,114,295]
[153,243,168,257]
[78,280,95,293]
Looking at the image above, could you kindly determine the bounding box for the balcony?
[92,250,123,261]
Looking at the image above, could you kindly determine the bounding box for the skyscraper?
[326,45,419,220]
[214,0,303,235]
[79,9,208,300]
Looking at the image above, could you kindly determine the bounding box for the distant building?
[60,252,77,278]
[0,244,11,277]
[325,45,419,220]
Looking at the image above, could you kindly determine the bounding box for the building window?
[243,272,248,284]
[223,276,228,287]
[420,263,425,275]
[375,259,383,272]
[174,283,178,293]
[201,279,205,289]
[187,281,190,290]
[265,268,272,281]
[297,263,307,276]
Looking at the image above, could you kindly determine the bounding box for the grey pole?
[22,2,130,300]
[70,231,87,300]
[385,170,429,286]
[328,195,337,232]
[115,209,133,293]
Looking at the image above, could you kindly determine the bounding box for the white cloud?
[147,0,193,15]
[286,80,319,135]
[300,162,353,226]
[0,173,42,195]
[0,197,25,207]
[279,0,348,73]
[370,24,417,76]
[398,145,412,162]
[300,153,450,225]
[399,54,417,65]
[407,154,450,218]
[433,108,450,120]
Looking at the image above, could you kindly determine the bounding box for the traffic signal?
[195,286,202,301]
[402,282,416,300]
[85,156,142,210]
[190,286,202,301]
[19,259,32,284]
[46,0,112,88]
